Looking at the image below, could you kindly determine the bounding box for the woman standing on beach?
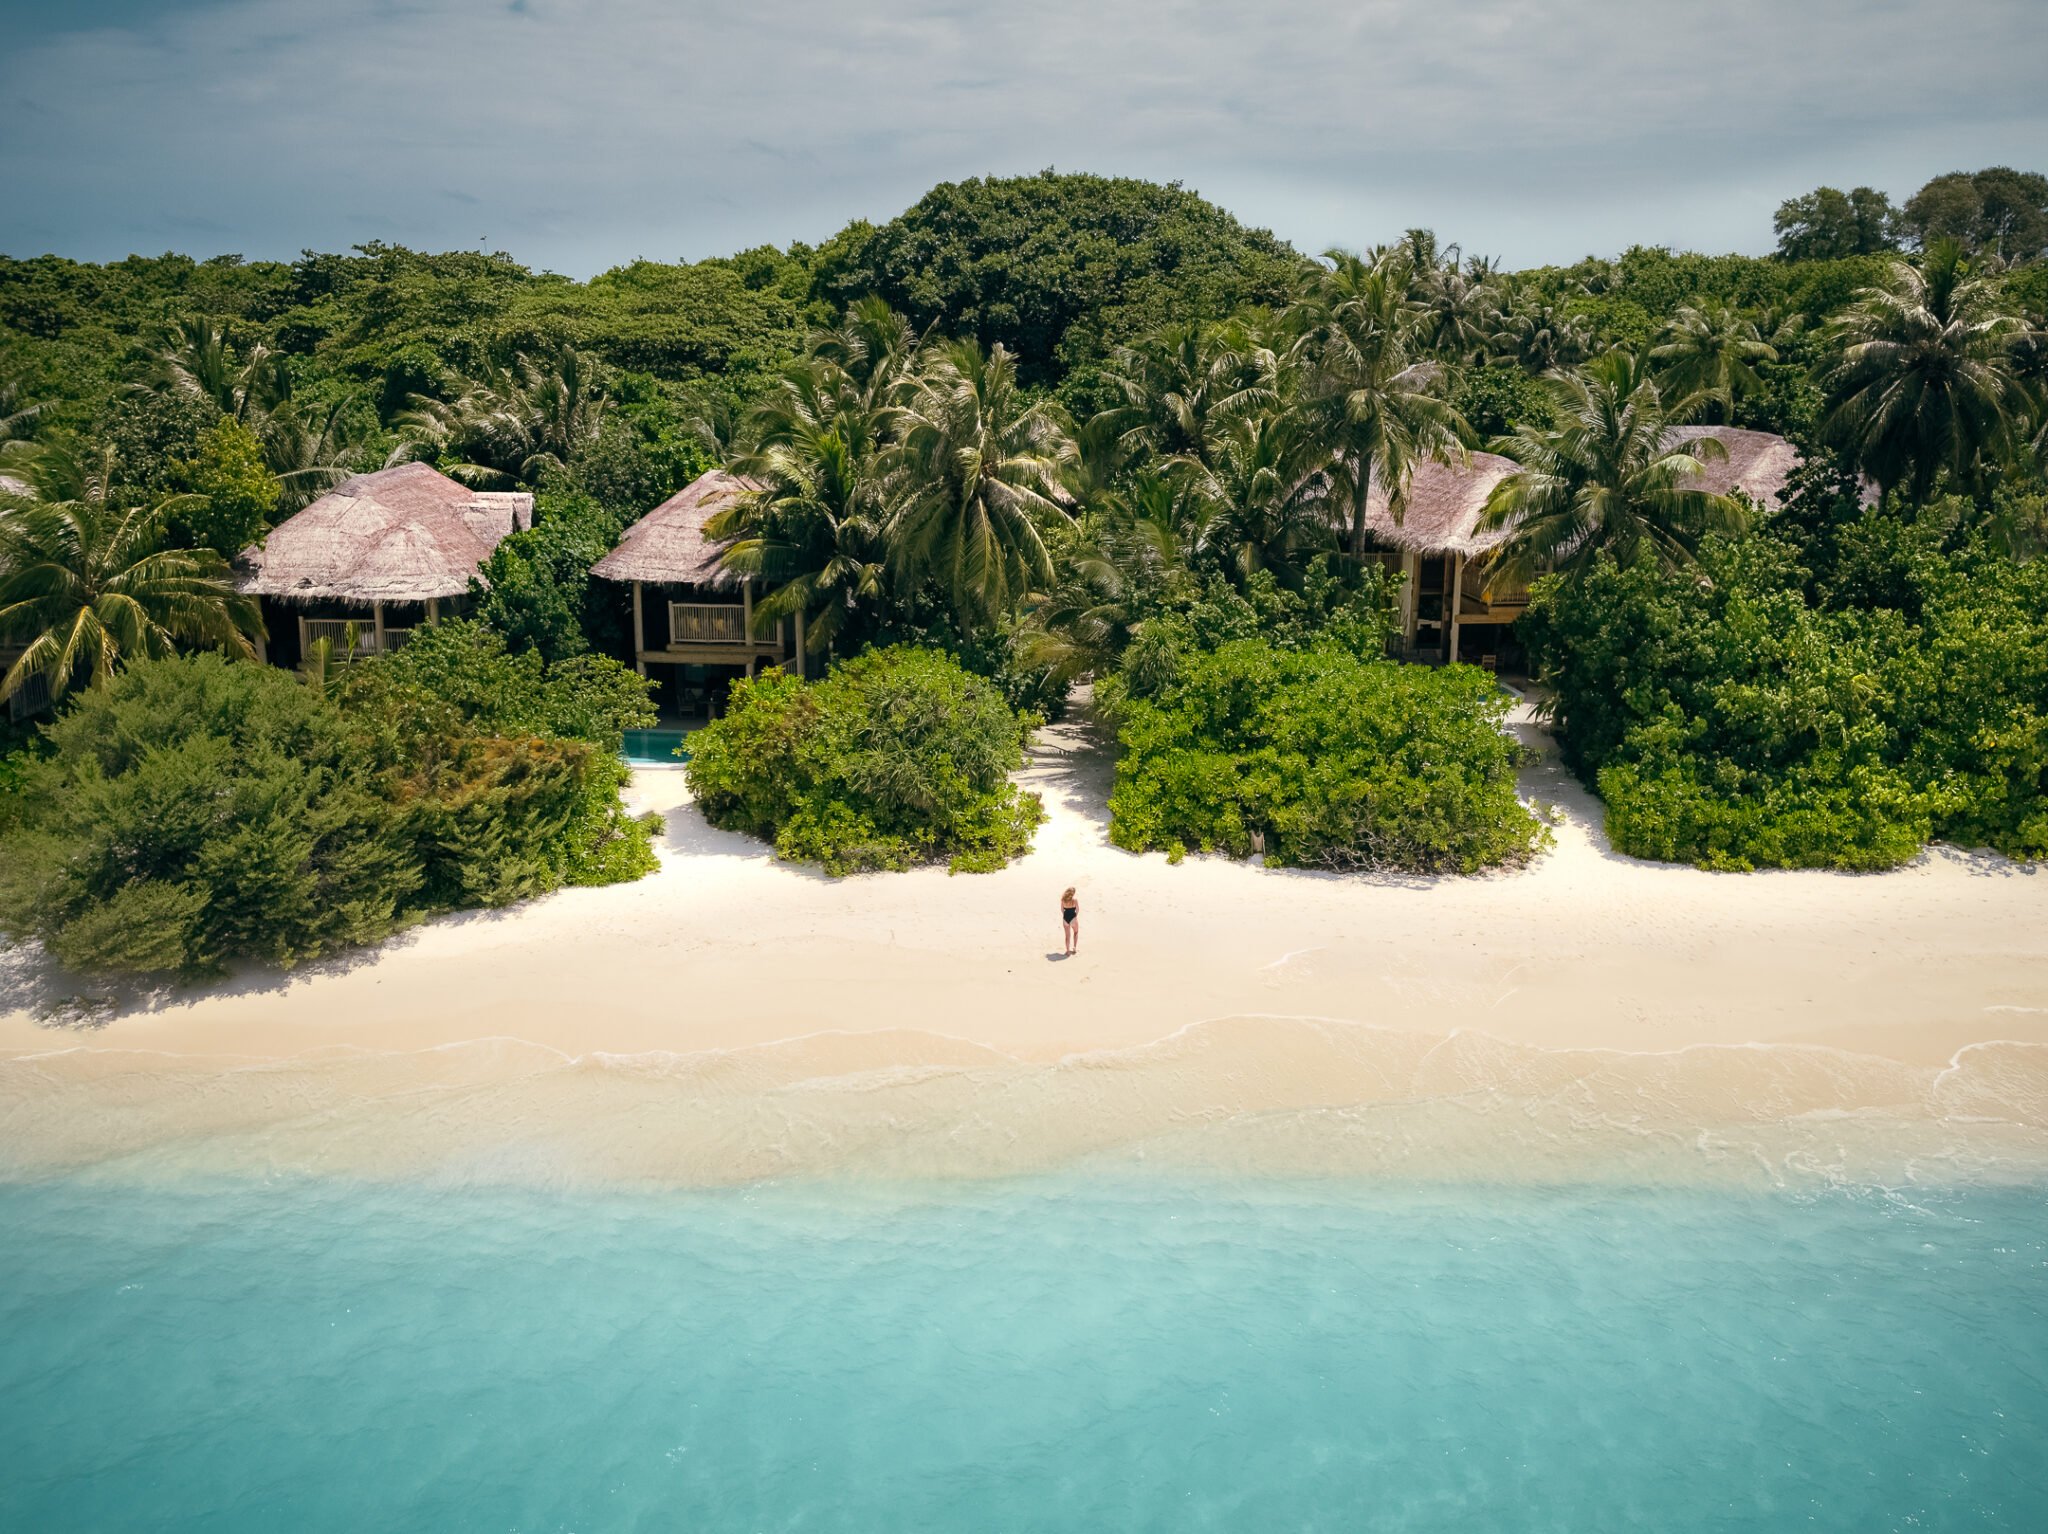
[1060,887,1079,955]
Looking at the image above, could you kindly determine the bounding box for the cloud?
[1,0,2042,273]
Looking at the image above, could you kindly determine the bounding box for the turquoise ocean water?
[4,1175,2045,1532]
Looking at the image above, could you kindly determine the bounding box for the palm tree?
[261,394,367,511]
[1652,300,1778,420]
[1479,353,1751,586]
[134,318,364,503]
[1821,240,2032,498]
[711,361,895,655]
[1104,320,1274,467]
[1491,298,1594,375]
[805,296,923,415]
[1413,263,1500,362]
[0,444,259,702]
[884,340,1071,623]
[1184,406,1338,585]
[1290,250,1467,557]
[401,344,610,487]
[0,372,42,451]
[147,317,286,422]
[1022,469,1205,686]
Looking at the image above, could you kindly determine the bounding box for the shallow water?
[4,1174,2045,1533]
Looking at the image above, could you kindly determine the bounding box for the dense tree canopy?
[1773,187,1900,262]
[811,172,1306,387]
[5,170,2048,924]
[1900,168,2048,264]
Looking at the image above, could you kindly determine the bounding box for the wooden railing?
[6,667,51,720]
[300,620,412,659]
[668,603,747,644]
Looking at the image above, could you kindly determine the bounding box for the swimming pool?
[621,726,691,766]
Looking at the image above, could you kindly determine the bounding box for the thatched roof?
[1364,428,1864,557]
[238,462,532,603]
[590,470,764,589]
[1363,451,1525,557]
[1661,426,1802,508]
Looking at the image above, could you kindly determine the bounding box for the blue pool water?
[620,727,690,766]
[3,1176,2044,1533]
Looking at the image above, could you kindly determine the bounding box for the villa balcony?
[299,618,412,659]
[668,602,748,645]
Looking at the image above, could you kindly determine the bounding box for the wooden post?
[427,597,440,623]
[632,582,646,677]
[1447,557,1464,665]
[742,579,755,642]
[372,602,386,657]
[1400,552,1420,652]
[793,608,806,679]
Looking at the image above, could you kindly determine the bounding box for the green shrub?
[0,654,418,975]
[1107,641,1547,874]
[0,635,663,979]
[340,618,655,752]
[471,487,628,662]
[685,646,1044,875]
[339,620,661,899]
[1521,499,2048,869]
[171,417,283,555]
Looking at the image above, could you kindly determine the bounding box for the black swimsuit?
[1062,906,1077,924]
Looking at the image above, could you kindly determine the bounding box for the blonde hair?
[1062,886,1076,900]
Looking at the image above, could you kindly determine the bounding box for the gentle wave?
[4,1018,2046,1190]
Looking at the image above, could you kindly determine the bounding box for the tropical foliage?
[886,340,1069,623]
[684,646,1043,875]
[4,165,2048,927]
[1108,639,1545,873]
[1820,241,2032,499]
[1479,354,1751,585]
[812,172,1306,385]
[1520,495,2048,870]
[0,445,260,703]
[0,630,660,977]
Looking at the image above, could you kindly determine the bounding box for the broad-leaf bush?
[1108,641,1546,874]
[685,646,1044,875]
[339,621,661,897]
[0,655,417,975]
[0,630,661,978]
[1521,498,2048,869]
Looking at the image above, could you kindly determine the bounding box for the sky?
[3,0,2044,276]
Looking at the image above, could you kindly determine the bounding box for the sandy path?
[4,699,2043,1071]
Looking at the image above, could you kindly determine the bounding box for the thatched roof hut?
[1365,427,1862,557]
[237,462,532,603]
[1661,425,1869,509]
[590,470,763,589]
[1660,425,1798,506]
[1363,451,1524,558]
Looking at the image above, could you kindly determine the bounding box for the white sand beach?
[4,702,2046,1185]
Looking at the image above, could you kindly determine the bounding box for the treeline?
[4,169,2048,965]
